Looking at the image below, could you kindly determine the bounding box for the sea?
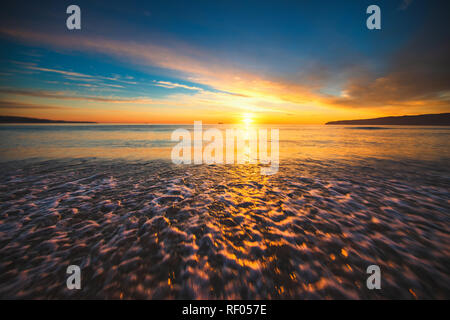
[0,124,449,298]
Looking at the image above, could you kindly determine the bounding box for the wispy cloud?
[13,63,137,91]
[0,100,69,110]
[26,66,93,78]
[0,28,317,105]
[0,88,154,104]
[152,80,202,91]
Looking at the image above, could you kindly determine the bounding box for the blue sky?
[0,0,448,123]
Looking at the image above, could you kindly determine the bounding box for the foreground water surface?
[0,124,449,299]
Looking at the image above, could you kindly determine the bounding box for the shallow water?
[0,124,449,162]
[0,125,449,299]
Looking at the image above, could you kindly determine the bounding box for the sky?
[0,0,449,123]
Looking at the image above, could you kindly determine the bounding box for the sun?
[242,113,254,125]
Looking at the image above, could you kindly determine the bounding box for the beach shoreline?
[0,157,448,299]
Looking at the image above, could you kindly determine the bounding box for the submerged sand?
[0,158,449,299]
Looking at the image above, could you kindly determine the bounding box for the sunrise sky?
[0,0,449,124]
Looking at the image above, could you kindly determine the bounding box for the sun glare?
[242,113,254,125]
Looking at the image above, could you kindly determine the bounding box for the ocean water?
[0,124,449,299]
[0,124,449,162]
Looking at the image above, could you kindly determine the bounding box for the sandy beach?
[1,154,448,299]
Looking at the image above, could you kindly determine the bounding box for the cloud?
[0,27,321,109]
[21,65,138,87]
[0,86,296,121]
[0,100,69,110]
[152,80,202,91]
[325,5,450,112]
[0,88,155,104]
[26,66,93,78]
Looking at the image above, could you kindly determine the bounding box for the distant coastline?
[325,113,450,126]
[0,116,97,124]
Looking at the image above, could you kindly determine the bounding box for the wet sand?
[0,157,448,299]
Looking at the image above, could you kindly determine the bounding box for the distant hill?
[326,113,450,126]
[0,116,96,124]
